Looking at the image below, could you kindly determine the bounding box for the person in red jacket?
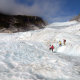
[51,45,54,52]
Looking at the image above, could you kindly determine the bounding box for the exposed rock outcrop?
[70,13,80,22]
[0,13,49,33]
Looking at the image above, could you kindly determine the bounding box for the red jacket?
[51,45,54,49]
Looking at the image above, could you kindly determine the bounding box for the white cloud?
[0,0,61,15]
[0,0,76,23]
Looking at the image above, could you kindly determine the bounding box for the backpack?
[65,40,66,42]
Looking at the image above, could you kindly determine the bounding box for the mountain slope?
[0,21,80,80]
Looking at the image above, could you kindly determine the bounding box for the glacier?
[0,21,80,80]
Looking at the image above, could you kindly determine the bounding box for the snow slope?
[0,21,80,80]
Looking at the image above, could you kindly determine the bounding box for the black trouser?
[52,49,53,52]
[59,44,61,46]
[49,48,51,50]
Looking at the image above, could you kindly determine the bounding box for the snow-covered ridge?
[46,21,78,28]
[0,21,80,80]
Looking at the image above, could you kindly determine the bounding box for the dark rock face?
[0,13,49,33]
[70,13,80,22]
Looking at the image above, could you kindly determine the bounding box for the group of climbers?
[49,39,66,52]
[49,45,54,52]
[59,39,66,46]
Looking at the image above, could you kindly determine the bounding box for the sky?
[0,0,80,23]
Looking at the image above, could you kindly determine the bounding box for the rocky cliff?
[0,13,49,33]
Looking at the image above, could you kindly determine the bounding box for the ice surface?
[0,21,80,80]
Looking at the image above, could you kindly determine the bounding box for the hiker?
[49,45,52,50]
[63,39,66,45]
[51,45,54,52]
[59,41,62,46]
